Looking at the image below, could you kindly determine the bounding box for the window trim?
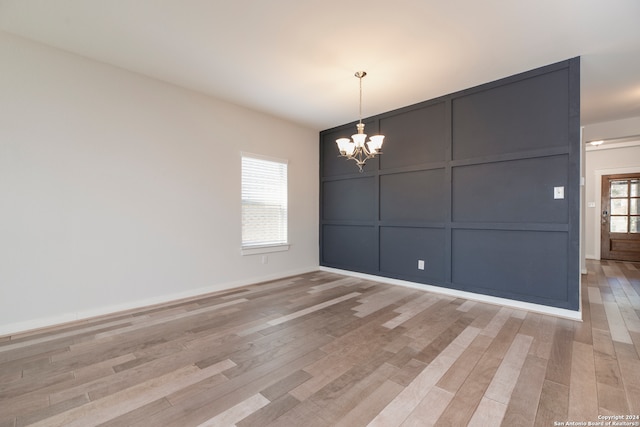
[240,243,290,256]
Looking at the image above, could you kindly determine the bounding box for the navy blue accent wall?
[319,58,580,311]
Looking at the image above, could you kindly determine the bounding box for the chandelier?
[335,71,384,172]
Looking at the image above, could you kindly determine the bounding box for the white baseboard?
[320,267,582,321]
[0,266,318,337]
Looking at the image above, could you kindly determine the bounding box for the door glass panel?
[611,199,628,215]
[610,216,628,233]
[631,199,639,215]
[631,217,639,233]
[631,180,639,197]
[611,181,628,197]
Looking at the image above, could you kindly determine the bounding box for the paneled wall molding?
[450,223,570,232]
[449,146,571,167]
[320,58,581,311]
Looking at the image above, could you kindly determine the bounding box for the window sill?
[241,244,290,256]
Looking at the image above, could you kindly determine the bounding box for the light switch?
[418,260,425,270]
[554,186,564,199]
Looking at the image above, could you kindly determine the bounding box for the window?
[241,153,288,254]
[609,178,639,233]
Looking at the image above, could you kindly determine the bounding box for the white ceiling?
[1,0,640,130]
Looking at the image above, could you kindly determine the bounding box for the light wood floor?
[1,260,639,427]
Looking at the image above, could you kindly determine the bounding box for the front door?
[601,173,640,261]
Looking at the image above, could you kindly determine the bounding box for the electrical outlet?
[418,260,425,270]
[554,186,564,199]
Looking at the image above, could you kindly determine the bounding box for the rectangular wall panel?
[452,68,569,160]
[452,229,569,304]
[380,169,446,222]
[452,155,569,223]
[323,177,376,221]
[380,227,446,282]
[379,103,447,169]
[322,225,377,271]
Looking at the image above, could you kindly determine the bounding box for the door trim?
[593,166,640,260]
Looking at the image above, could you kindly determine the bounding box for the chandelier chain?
[359,74,363,125]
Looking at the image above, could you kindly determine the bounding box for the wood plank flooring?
[1,260,639,426]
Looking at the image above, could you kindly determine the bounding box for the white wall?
[583,117,640,260]
[583,116,640,143]
[0,32,319,335]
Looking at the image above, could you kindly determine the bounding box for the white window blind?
[241,153,288,250]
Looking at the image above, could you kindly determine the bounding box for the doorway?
[601,173,640,261]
